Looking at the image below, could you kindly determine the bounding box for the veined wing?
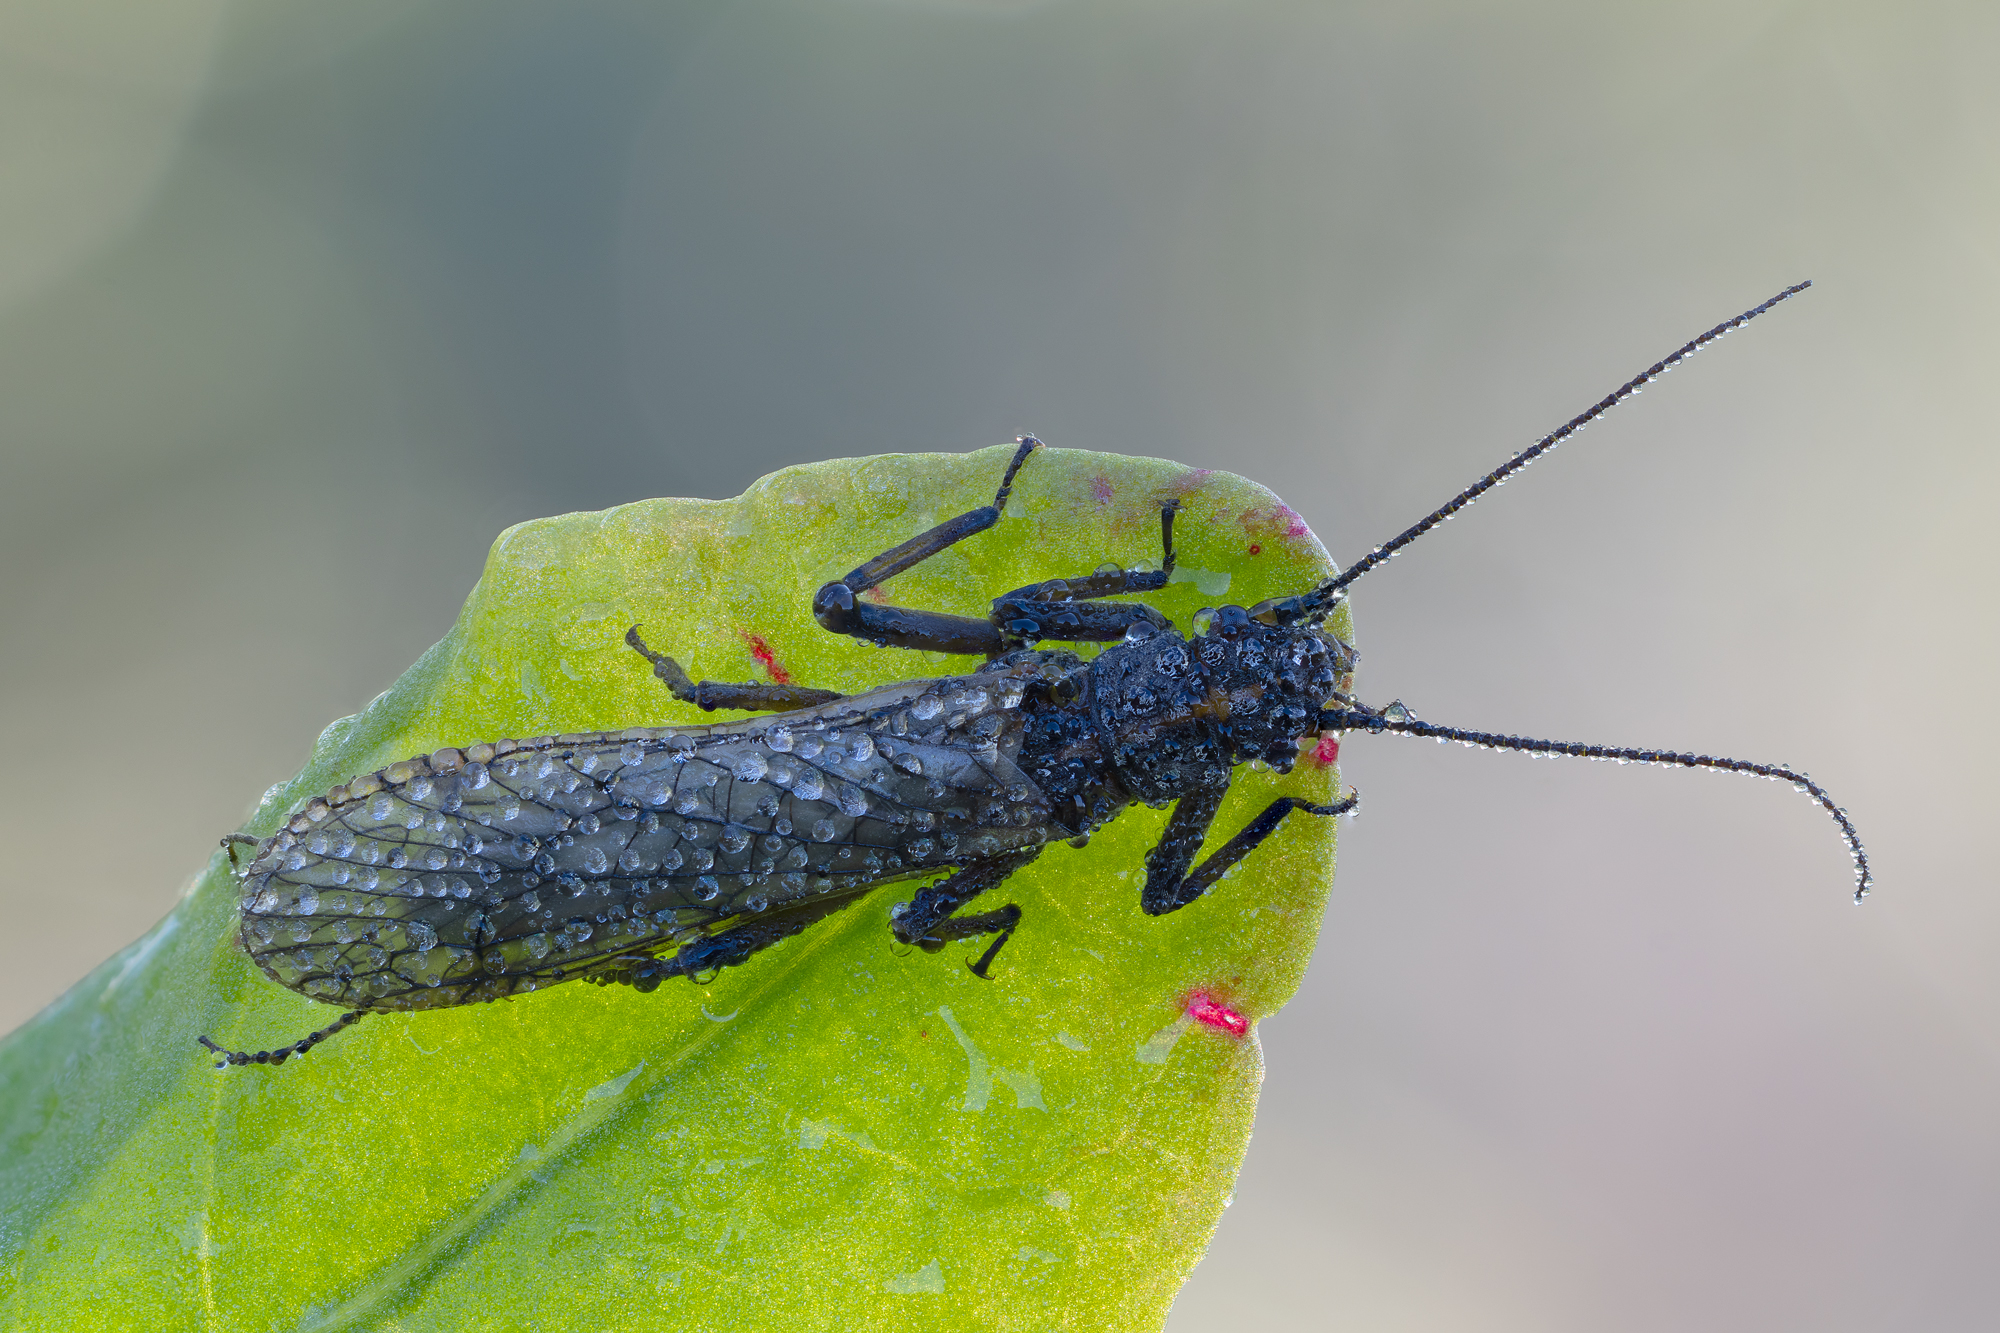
[238,668,1060,1010]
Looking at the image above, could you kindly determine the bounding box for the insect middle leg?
[640,890,871,985]
[810,437,1042,654]
[889,849,1042,978]
[813,437,1185,651]
[1139,786,1359,916]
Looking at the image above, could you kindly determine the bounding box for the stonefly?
[202,281,1868,1069]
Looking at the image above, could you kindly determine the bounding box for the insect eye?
[1200,605,1252,638]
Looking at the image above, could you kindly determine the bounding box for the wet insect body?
[205,283,1871,1068]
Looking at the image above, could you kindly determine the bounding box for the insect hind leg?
[625,626,843,713]
[198,1009,366,1070]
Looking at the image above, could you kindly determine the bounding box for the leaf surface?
[0,446,1346,1332]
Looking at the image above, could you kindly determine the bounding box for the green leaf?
[0,445,1346,1331]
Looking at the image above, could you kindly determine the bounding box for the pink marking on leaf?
[1237,502,1311,540]
[738,631,793,685]
[1185,992,1249,1038]
[1090,476,1113,506]
[1310,735,1340,767]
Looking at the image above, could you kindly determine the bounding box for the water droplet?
[849,734,875,762]
[767,726,794,752]
[720,829,751,855]
[408,921,438,951]
[794,771,824,801]
[693,876,720,901]
[838,788,869,818]
[812,818,838,842]
[734,754,769,782]
[911,694,943,720]
[583,847,610,874]
[524,932,552,960]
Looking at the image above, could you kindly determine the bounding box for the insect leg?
[625,627,844,712]
[889,849,1042,977]
[220,832,259,869]
[810,438,1042,654]
[649,891,869,983]
[197,1009,366,1070]
[987,499,1184,642]
[1141,791,1359,916]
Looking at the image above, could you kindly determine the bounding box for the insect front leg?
[625,626,844,712]
[810,437,1041,654]
[890,849,1042,978]
[989,500,1182,643]
[1140,790,1359,916]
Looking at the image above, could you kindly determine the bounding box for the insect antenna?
[1279,281,1813,626]
[1318,705,1872,903]
[198,1009,367,1069]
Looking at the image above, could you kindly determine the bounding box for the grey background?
[2,1,1993,1328]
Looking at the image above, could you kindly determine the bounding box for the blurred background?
[1,0,1993,1327]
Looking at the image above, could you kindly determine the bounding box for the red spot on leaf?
[1186,992,1249,1038]
[738,631,793,685]
[1247,543,1262,556]
[1310,735,1340,766]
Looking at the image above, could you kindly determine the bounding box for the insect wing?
[237,670,1060,1010]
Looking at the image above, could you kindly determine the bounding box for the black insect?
[202,281,1870,1069]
